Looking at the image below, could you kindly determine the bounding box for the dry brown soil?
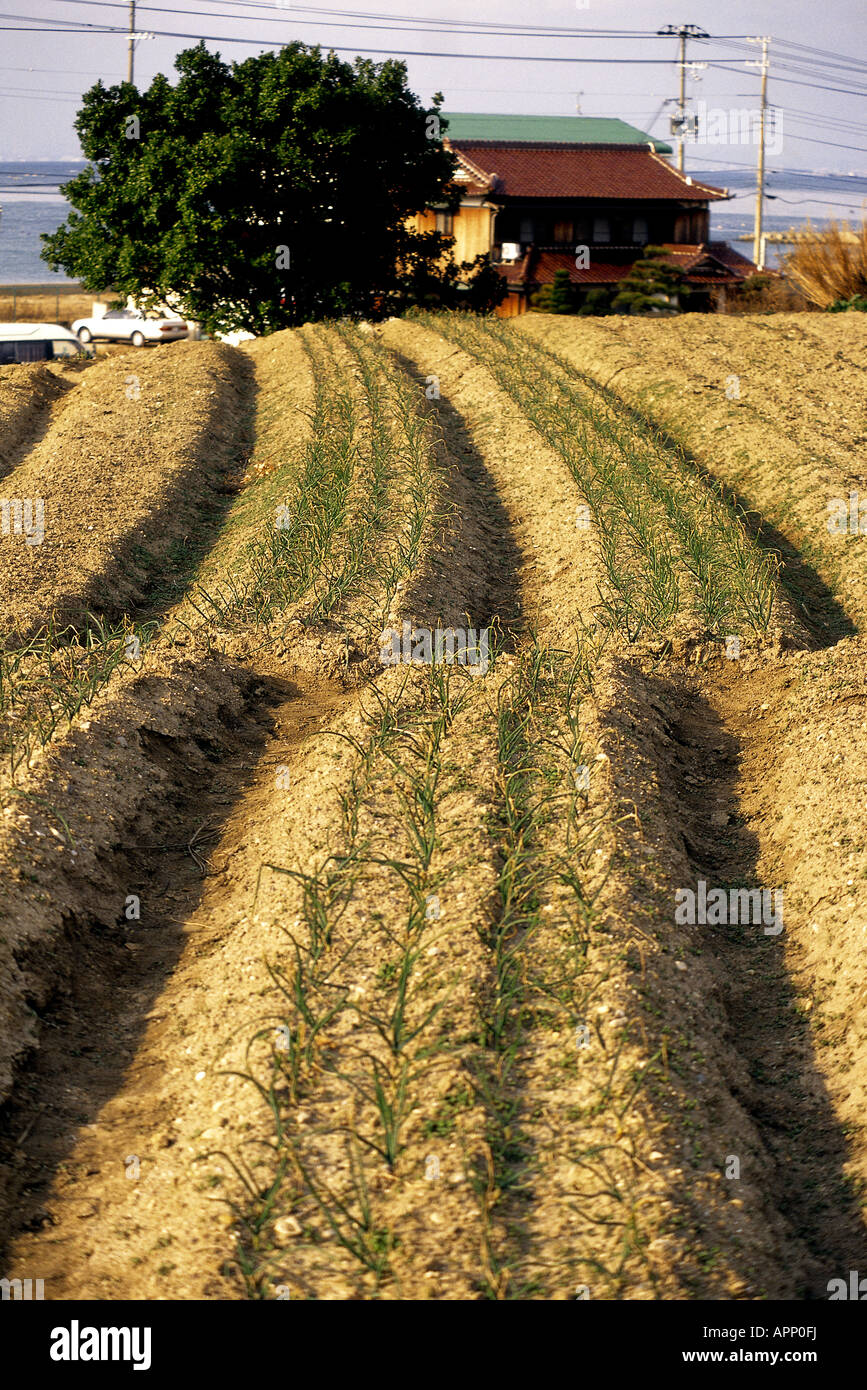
[0,341,250,640]
[0,315,866,1301]
[517,312,867,639]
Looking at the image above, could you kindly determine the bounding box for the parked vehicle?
[71,309,188,347]
[0,323,92,364]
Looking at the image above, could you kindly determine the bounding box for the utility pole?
[747,36,771,269]
[658,23,709,172]
[127,0,136,84]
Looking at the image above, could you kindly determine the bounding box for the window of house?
[553,220,574,244]
[592,217,610,243]
[435,211,454,235]
[633,217,649,245]
[519,217,534,242]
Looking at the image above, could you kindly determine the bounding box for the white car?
[0,323,92,364]
[72,309,188,347]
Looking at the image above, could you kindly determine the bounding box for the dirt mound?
[588,642,867,1297]
[0,341,252,640]
[0,362,74,476]
[518,313,867,640]
[380,316,606,643]
[2,316,867,1303]
[0,642,253,1112]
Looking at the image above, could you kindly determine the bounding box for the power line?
[713,61,867,98]
[0,62,108,73]
[2,65,858,141]
[784,109,867,133]
[2,11,864,138]
[0,90,82,101]
[721,193,867,209]
[770,61,867,92]
[8,1,680,38]
[782,133,867,154]
[0,83,86,94]
[700,32,867,76]
[45,0,866,76]
[4,10,867,99]
[17,3,867,92]
[24,1,686,37]
[0,24,732,61]
[3,61,858,137]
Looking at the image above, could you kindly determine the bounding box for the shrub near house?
[611,246,690,315]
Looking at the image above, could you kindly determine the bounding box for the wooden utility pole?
[677,30,687,172]
[127,0,136,84]
[658,23,709,172]
[747,37,771,269]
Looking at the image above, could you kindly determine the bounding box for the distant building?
[413,114,757,313]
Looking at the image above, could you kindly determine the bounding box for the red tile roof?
[451,144,727,202]
[665,241,758,276]
[498,250,631,287]
[499,242,757,290]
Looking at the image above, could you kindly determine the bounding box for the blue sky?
[1,0,865,189]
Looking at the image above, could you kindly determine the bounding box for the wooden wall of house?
[410,206,494,264]
[409,210,436,242]
[453,206,495,262]
[673,207,710,243]
[495,290,527,318]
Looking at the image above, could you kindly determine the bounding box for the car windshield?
[0,340,50,363]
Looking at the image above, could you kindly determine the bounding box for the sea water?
[2,160,865,284]
[0,162,84,283]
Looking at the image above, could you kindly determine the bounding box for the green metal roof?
[441,113,672,154]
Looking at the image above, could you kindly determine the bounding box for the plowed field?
[1,312,866,1302]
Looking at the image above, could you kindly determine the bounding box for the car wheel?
[78,327,92,344]
[131,331,146,347]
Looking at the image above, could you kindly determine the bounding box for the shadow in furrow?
[0,665,344,1285]
[3,354,257,648]
[588,378,855,648]
[387,350,525,648]
[0,369,78,486]
[648,673,867,1296]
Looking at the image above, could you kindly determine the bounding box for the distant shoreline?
[0,280,84,291]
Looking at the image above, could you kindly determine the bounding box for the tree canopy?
[41,43,494,333]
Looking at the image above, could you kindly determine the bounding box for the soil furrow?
[2,313,866,1306]
[0,362,77,480]
[0,342,253,641]
[0,323,522,1297]
[517,314,867,636]
[380,318,606,643]
[0,655,353,1295]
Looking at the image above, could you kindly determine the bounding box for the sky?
[0,0,865,194]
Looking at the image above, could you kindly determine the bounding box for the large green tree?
[41,43,466,333]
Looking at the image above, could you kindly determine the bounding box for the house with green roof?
[441,113,674,152]
[411,112,755,313]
